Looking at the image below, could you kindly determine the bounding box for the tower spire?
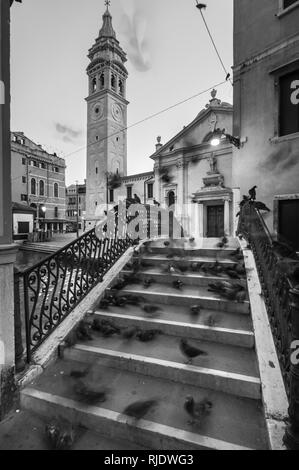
[99,0,115,39]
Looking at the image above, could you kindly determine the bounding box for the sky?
[10,0,233,186]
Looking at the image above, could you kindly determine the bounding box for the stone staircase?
[19,238,271,450]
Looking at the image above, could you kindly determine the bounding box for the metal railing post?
[13,268,26,372]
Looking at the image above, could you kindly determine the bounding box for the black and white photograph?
[0,0,299,453]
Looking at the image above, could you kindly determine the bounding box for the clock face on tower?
[91,102,104,121]
[111,103,123,123]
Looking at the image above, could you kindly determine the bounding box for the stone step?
[63,333,260,399]
[112,284,250,315]
[121,269,247,288]
[0,409,145,450]
[21,359,268,449]
[92,302,252,334]
[93,311,254,348]
[142,254,241,269]
[20,244,57,254]
[147,246,240,259]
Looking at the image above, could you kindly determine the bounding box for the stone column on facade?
[224,197,231,236]
[176,160,188,236]
[0,0,18,420]
[198,202,204,238]
[232,187,241,236]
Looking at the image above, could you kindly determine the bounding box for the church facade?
[85,5,238,238]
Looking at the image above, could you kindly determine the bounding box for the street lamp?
[210,128,241,149]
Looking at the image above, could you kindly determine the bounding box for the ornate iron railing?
[19,207,135,363]
[17,203,185,364]
[237,202,299,449]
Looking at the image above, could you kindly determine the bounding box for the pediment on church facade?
[150,93,232,160]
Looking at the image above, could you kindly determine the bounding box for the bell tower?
[85,1,128,227]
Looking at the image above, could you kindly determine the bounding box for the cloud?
[55,122,82,142]
[119,5,152,72]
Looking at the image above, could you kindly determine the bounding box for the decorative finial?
[105,0,111,9]
[211,89,217,99]
[157,136,161,144]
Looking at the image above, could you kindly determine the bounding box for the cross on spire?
[105,0,111,9]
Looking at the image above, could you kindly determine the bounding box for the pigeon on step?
[190,305,201,318]
[173,280,184,290]
[180,339,208,364]
[121,326,138,340]
[184,396,213,425]
[73,380,109,404]
[142,304,162,317]
[45,418,75,450]
[123,399,158,421]
[136,329,162,342]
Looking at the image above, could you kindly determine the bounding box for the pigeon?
[189,237,195,244]
[111,279,127,291]
[184,396,213,425]
[92,318,120,337]
[217,236,229,249]
[249,186,257,201]
[142,304,162,317]
[225,268,241,279]
[143,278,155,289]
[45,419,75,450]
[190,305,201,318]
[164,241,171,247]
[254,201,271,212]
[70,368,90,379]
[76,320,93,342]
[121,327,138,340]
[235,264,246,276]
[98,298,110,310]
[173,280,184,290]
[180,339,208,364]
[122,399,158,421]
[125,294,145,306]
[136,329,162,342]
[73,380,109,404]
[204,314,218,327]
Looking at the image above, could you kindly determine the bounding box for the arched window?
[111,74,116,91]
[100,73,105,89]
[119,79,124,96]
[39,180,45,196]
[92,77,97,92]
[54,183,59,198]
[31,178,36,195]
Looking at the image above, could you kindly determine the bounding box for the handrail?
[237,201,299,449]
[17,203,185,364]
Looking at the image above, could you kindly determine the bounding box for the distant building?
[233,0,299,249]
[12,202,35,240]
[11,132,67,233]
[66,182,87,231]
